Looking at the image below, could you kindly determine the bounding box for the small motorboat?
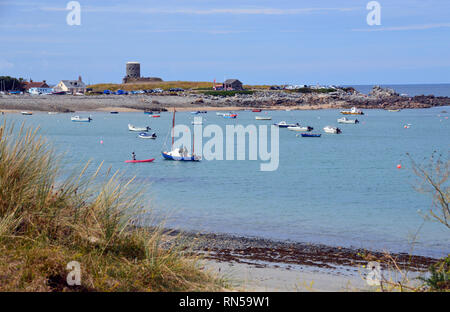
[143,111,153,115]
[274,121,300,128]
[255,116,272,120]
[387,109,401,112]
[223,113,237,119]
[216,112,225,116]
[287,125,313,132]
[301,133,321,138]
[21,111,33,115]
[110,111,119,114]
[252,109,262,112]
[323,126,342,134]
[71,116,92,122]
[338,117,359,124]
[340,107,364,115]
[128,124,150,132]
[138,132,157,139]
[125,158,155,163]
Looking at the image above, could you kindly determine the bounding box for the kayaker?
[132,152,136,161]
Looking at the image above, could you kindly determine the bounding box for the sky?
[1,0,450,86]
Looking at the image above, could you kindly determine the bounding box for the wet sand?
[161,229,438,291]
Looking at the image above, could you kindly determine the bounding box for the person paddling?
[132,152,136,161]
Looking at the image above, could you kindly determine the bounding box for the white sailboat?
[161,109,201,161]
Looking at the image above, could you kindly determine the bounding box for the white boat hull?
[128,124,150,132]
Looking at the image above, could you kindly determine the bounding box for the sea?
[2,85,449,258]
[350,83,450,97]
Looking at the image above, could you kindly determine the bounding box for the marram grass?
[0,121,224,291]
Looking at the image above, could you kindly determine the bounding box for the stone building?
[223,79,243,90]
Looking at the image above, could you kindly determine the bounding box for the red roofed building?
[23,79,50,91]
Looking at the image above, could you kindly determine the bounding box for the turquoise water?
[3,107,449,257]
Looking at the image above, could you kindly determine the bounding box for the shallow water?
[351,83,450,97]
[3,106,449,257]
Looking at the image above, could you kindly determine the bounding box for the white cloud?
[40,5,357,15]
[0,23,52,29]
[353,23,450,32]
[140,28,248,34]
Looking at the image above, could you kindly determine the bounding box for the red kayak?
[125,158,155,163]
[151,115,160,118]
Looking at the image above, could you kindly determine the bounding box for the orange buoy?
[397,164,402,169]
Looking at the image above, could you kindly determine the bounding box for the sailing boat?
[161,109,201,161]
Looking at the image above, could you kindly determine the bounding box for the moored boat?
[287,125,313,132]
[223,113,237,119]
[301,133,321,138]
[323,126,342,134]
[71,116,92,122]
[340,107,364,115]
[337,117,359,124]
[274,121,299,128]
[128,124,150,132]
[387,109,401,112]
[21,111,33,115]
[255,116,272,120]
[252,109,262,112]
[162,109,201,161]
[138,132,157,139]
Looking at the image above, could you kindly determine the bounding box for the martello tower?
[125,62,140,78]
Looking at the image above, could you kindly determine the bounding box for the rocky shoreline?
[164,229,439,273]
[1,86,449,112]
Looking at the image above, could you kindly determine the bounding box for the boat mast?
[171,109,176,149]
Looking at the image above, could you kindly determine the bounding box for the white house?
[54,76,86,94]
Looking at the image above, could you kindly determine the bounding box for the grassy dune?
[0,122,224,291]
[88,81,270,92]
[88,81,215,92]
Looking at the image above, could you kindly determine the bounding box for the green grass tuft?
[0,121,224,292]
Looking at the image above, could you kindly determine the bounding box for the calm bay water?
[351,83,450,97]
[3,106,449,257]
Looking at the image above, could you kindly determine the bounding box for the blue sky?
[1,0,450,85]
